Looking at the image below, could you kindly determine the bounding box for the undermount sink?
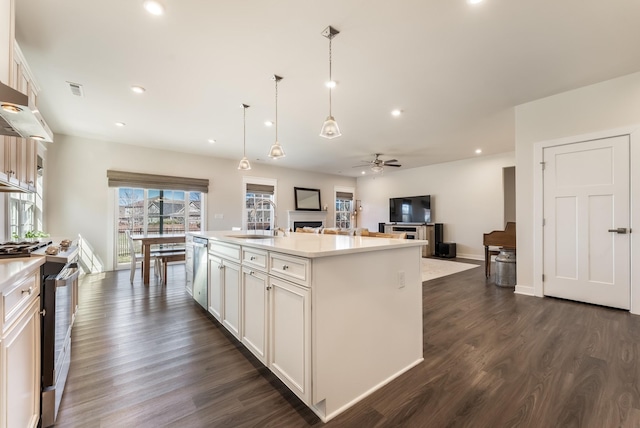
[228,234,275,239]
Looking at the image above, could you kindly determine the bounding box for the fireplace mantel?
[287,210,328,231]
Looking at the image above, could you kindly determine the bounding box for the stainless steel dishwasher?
[192,236,208,309]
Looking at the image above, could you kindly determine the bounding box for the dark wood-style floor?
[55,260,640,427]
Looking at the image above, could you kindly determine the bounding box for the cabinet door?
[23,139,37,192]
[207,255,223,322]
[222,261,241,339]
[1,299,40,428]
[4,137,19,187]
[185,245,194,296]
[269,277,311,403]
[241,267,268,364]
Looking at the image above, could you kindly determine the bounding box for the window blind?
[246,183,275,195]
[107,170,209,193]
[336,191,353,200]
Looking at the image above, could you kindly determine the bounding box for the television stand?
[383,223,434,257]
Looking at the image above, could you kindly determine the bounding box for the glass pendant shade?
[371,165,384,173]
[237,156,251,170]
[268,141,285,159]
[319,115,341,139]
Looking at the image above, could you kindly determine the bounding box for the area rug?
[421,258,479,282]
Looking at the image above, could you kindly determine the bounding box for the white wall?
[515,71,640,290]
[357,152,515,259]
[45,134,356,270]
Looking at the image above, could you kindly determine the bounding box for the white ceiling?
[14,0,640,176]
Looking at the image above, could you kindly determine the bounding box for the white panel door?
[543,135,630,309]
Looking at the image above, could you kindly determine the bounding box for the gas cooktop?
[0,240,53,258]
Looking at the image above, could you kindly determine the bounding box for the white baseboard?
[514,284,535,296]
[456,252,483,261]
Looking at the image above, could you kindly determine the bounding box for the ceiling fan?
[354,153,402,173]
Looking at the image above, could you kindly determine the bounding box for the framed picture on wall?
[294,187,321,211]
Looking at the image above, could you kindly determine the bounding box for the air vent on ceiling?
[67,81,84,97]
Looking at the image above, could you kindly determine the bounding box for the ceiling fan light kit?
[319,25,342,140]
[354,153,402,173]
[238,104,252,171]
[268,75,286,159]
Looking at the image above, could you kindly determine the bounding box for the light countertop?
[0,256,45,294]
[191,231,426,258]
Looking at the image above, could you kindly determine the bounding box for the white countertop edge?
[193,231,426,258]
[0,256,45,293]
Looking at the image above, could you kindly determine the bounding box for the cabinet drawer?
[209,241,241,262]
[242,248,268,271]
[3,271,39,332]
[269,253,310,287]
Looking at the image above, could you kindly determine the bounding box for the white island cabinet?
[0,257,45,428]
[191,231,425,423]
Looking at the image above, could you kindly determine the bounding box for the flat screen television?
[294,187,322,211]
[389,195,431,223]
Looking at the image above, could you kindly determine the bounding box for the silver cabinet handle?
[249,271,255,276]
[608,228,628,234]
[218,265,223,269]
[266,286,272,290]
[250,256,256,261]
[40,309,46,316]
[21,286,34,295]
[282,264,289,270]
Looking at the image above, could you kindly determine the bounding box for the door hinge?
[540,161,546,170]
[542,274,545,282]
[542,218,546,227]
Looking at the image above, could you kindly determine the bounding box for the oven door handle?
[55,262,80,286]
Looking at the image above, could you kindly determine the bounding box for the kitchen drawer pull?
[40,309,46,317]
[282,264,289,270]
[266,286,272,290]
[249,271,255,276]
[21,286,34,295]
[250,256,256,261]
[218,265,224,270]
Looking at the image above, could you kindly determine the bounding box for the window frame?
[334,186,355,229]
[242,176,278,231]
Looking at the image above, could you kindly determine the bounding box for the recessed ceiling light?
[115,122,126,127]
[361,171,366,175]
[207,139,216,144]
[468,0,483,4]
[143,0,165,15]
[131,85,146,94]
[264,121,273,127]
[1,104,21,113]
[325,81,336,88]
[391,109,402,117]
[475,149,482,154]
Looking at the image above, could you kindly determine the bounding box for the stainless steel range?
[0,240,52,258]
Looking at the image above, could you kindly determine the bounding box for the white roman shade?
[107,170,209,193]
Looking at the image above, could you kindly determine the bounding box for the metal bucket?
[495,248,516,287]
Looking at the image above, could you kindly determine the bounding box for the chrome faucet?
[252,199,286,236]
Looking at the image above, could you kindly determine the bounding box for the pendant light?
[237,104,251,171]
[268,75,286,159]
[319,26,341,139]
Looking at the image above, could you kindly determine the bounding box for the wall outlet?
[214,213,224,219]
[398,270,405,288]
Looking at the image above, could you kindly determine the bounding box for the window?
[8,161,43,240]
[116,188,203,264]
[107,170,209,267]
[243,177,277,231]
[335,188,354,229]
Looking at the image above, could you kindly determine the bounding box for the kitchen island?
[191,231,425,422]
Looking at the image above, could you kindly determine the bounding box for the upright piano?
[483,222,516,277]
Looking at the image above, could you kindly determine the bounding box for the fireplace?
[294,221,323,229]
[287,210,327,231]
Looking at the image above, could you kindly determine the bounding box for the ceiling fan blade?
[383,159,398,164]
[386,164,402,167]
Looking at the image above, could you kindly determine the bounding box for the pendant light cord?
[243,106,247,156]
[328,36,333,117]
[275,78,279,141]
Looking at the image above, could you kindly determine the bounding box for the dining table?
[131,234,186,285]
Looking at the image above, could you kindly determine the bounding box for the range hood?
[0,81,53,142]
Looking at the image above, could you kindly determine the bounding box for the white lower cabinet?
[208,255,223,322]
[221,261,241,339]
[1,298,41,428]
[241,267,268,364]
[268,276,311,404]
